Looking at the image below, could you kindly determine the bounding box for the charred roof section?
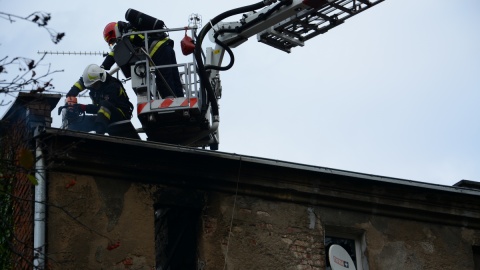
[0,92,61,134]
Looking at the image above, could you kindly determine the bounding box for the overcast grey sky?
[1,0,479,186]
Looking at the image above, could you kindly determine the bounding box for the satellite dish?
[328,244,356,270]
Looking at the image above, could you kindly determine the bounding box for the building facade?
[2,93,480,270]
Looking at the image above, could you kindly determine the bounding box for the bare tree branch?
[0,11,65,44]
[0,53,64,105]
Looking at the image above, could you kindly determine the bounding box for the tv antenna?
[37,51,108,57]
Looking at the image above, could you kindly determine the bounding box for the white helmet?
[82,64,107,87]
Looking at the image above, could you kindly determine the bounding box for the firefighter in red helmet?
[100,17,184,98]
[103,22,118,45]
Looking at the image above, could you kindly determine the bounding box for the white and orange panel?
[137,97,199,115]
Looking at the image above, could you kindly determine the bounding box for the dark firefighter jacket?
[67,73,133,118]
[101,22,169,75]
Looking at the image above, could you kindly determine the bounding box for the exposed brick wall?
[199,193,326,270]
[11,173,34,269]
[1,117,35,269]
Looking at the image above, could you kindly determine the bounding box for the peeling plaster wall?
[47,173,155,270]
[199,192,480,270]
[45,172,480,270]
[360,220,480,270]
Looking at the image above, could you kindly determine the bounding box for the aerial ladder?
[63,0,385,150]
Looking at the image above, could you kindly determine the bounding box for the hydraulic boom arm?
[193,0,385,125]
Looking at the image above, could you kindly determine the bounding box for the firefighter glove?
[76,104,87,112]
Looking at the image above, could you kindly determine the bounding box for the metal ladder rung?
[257,0,385,52]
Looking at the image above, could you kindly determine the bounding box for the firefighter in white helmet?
[65,64,133,134]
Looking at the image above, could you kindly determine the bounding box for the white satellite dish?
[328,244,356,270]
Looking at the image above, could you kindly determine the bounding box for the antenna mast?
[37,51,108,57]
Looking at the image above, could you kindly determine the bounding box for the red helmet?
[103,22,118,44]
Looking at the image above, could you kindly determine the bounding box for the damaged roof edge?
[1,93,61,120]
[38,126,480,197]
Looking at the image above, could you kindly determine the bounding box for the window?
[473,245,480,270]
[153,189,204,270]
[325,226,367,270]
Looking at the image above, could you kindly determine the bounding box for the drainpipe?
[11,94,60,269]
[33,127,46,269]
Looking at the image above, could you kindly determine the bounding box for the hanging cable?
[223,156,242,270]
